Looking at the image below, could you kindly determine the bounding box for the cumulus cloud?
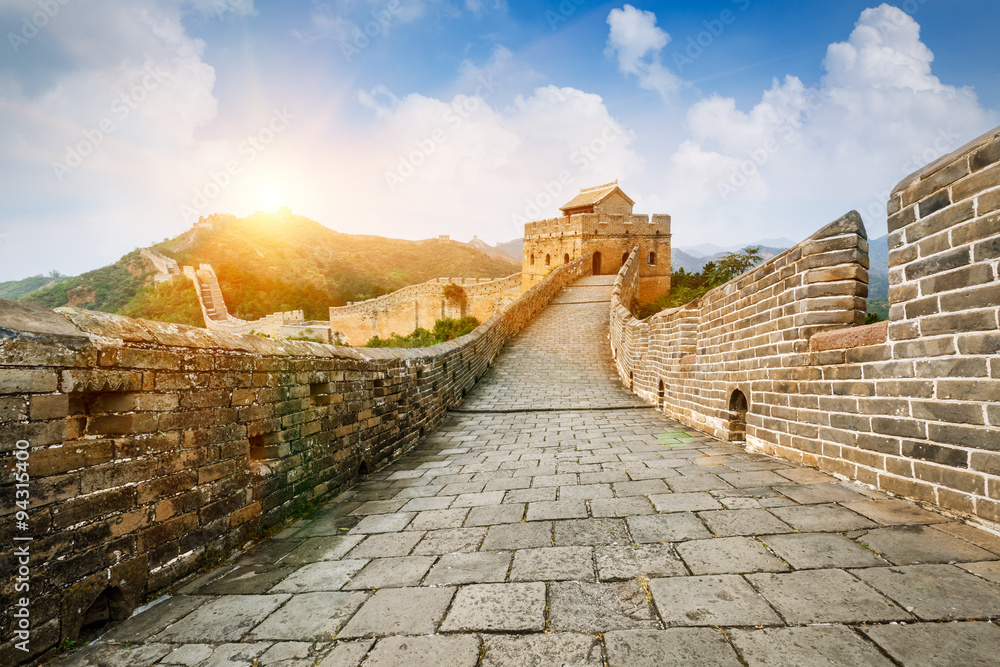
[338,81,643,241]
[605,4,681,99]
[652,3,997,247]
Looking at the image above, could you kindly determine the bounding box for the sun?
[259,185,285,211]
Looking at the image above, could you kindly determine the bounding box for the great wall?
[0,125,997,664]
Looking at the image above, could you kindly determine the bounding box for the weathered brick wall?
[0,255,589,665]
[328,275,522,345]
[610,125,1000,528]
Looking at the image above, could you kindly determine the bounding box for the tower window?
[648,251,657,266]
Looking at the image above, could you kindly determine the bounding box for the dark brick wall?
[0,254,591,665]
[610,125,1000,529]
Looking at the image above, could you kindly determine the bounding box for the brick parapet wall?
[329,274,522,345]
[609,125,1000,530]
[0,255,589,665]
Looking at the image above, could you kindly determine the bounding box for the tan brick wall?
[329,275,522,345]
[609,125,1000,528]
[0,256,589,665]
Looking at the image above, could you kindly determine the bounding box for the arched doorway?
[728,390,748,442]
[592,252,602,275]
[658,379,665,410]
[564,253,570,264]
[622,252,629,267]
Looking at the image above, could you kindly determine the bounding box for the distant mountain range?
[5,214,519,326]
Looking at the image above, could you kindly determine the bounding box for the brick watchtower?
[522,181,671,301]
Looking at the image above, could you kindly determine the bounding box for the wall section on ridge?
[609,125,1000,528]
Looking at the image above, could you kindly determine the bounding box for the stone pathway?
[54,276,1000,666]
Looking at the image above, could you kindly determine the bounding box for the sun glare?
[259,185,285,211]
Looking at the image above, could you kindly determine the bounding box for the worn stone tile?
[345,532,423,559]
[196,564,295,595]
[452,490,506,508]
[350,500,409,515]
[852,564,1000,620]
[933,522,1000,555]
[342,556,436,590]
[399,496,455,512]
[510,546,594,581]
[841,499,948,525]
[959,560,1000,584]
[559,483,614,501]
[778,483,870,504]
[393,484,445,499]
[762,532,886,569]
[648,575,781,627]
[604,628,742,667]
[677,537,789,575]
[423,551,512,585]
[774,468,837,485]
[439,582,546,632]
[249,591,367,641]
[554,518,630,546]
[99,596,210,643]
[270,560,368,593]
[406,508,469,531]
[648,492,722,513]
[730,626,894,667]
[465,504,525,526]
[348,512,415,534]
[548,580,659,632]
[281,535,366,565]
[364,635,480,667]
[592,497,655,517]
[50,643,174,667]
[666,474,732,493]
[316,639,375,667]
[504,487,557,503]
[337,587,455,638]
[526,499,588,521]
[256,641,329,667]
[235,540,301,565]
[857,525,996,564]
[412,527,486,555]
[153,594,290,642]
[613,479,670,496]
[768,503,876,532]
[748,569,910,623]
[698,509,791,537]
[627,513,711,543]
[595,544,687,581]
[718,471,791,489]
[480,633,603,667]
[480,521,552,551]
[862,621,1000,667]
[159,642,271,666]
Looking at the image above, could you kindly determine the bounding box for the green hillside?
[14,212,518,327]
[0,272,72,301]
[154,213,518,321]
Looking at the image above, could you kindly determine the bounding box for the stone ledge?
[808,320,888,352]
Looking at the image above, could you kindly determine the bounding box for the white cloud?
[335,81,643,242]
[605,4,681,99]
[652,3,997,248]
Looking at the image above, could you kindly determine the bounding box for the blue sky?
[0,0,997,280]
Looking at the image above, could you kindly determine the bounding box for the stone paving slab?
[860,621,1000,666]
[604,628,742,667]
[480,633,603,667]
[729,626,895,667]
[337,587,454,638]
[439,582,546,632]
[50,276,1000,667]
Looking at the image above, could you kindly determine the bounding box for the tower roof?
[559,181,634,214]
